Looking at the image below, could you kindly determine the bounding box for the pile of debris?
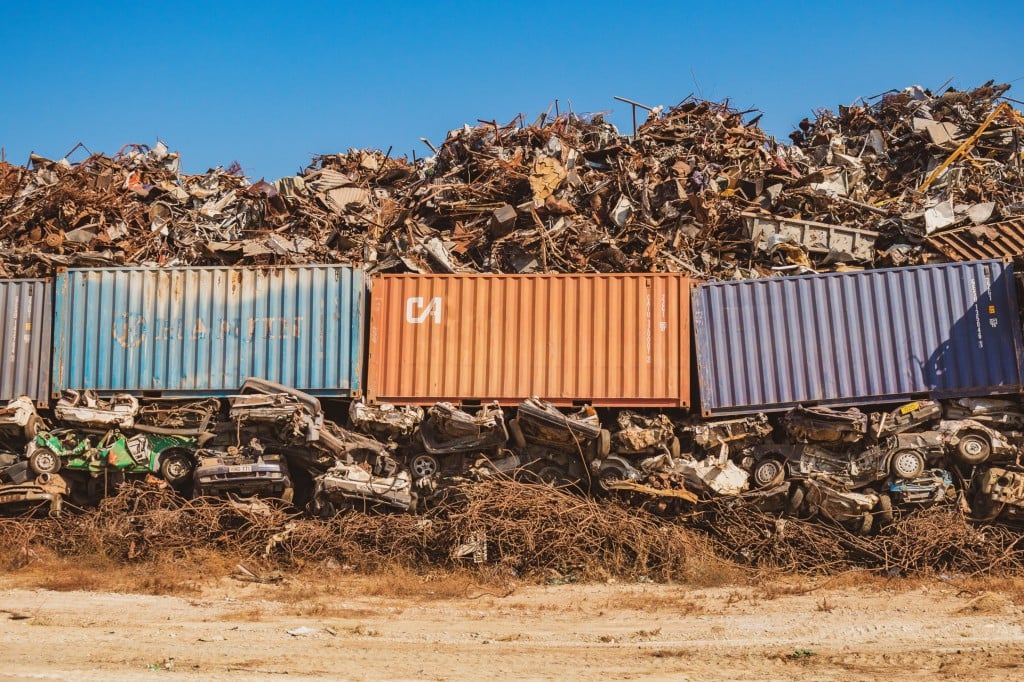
[4,81,1023,279]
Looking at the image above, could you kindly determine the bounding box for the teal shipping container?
[52,265,364,397]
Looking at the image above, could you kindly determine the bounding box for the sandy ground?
[1,575,1023,681]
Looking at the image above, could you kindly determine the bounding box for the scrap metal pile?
[4,81,1024,279]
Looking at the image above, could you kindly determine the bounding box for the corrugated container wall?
[0,279,52,405]
[693,259,1024,416]
[366,274,691,407]
[52,266,364,396]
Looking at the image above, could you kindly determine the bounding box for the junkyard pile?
[4,81,1024,579]
[3,80,1024,279]
[4,385,1024,579]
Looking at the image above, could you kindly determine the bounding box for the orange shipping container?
[366,274,691,407]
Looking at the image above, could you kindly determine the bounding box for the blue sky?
[2,1,1022,180]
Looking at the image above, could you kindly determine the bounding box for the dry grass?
[949,576,1024,605]
[1,553,225,596]
[223,607,266,622]
[2,480,1024,600]
[615,589,707,615]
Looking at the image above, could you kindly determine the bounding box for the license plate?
[900,402,920,415]
[228,465,254,473]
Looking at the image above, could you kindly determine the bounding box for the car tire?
[955,432,991,466]
[858,511,873,535]
[410,454,440,479]
[23,415,45,441]
[752,457,786,489]
[597,466,627,493]
[28,447,61,476]
[508,419,527,450]
[877,493,894,524]
[159,452,194,486]
[785,484,805,515]
[890,450,925,480]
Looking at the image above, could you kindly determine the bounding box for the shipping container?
[0,279,52,405]
[693,259,1024,416]
[366,273,691,407]
[52,266,364,397]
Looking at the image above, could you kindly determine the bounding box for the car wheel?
[28,447,61,476]
[508,419,527,450]
[160,452,194,486]
[955,432,991,465]
[752,457,785,488]
[23,415,45,441]
[597,466,627,493]
[410,454,440,479]
[591,429,611,458]
[858,511,873,535]
[877,493,894,524]
[785,483,805,515]
[536,466,568,486]
[890,450,925,480]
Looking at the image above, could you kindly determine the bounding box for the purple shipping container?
[693,259,1024,416]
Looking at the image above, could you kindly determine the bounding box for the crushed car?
[349,400,423,442]
[308,452,414,514]
[53,390,139,430]
[0,396,46,442]
[0,449,67,515]
[782,406,868,444]
[743,419,997,492]
[611,412,679,457]
[781,401,942,445]
[134,397,220,436]
[688,413,773,457]
[869,401,942,439]
[0,473,68,516]
[228,378,324,441]
[410,402,509,481]
[192,439,293,502]
[970,466,1024,524]
[511,398,608,485]
[936,419,1017,466]
[24,429,198,502]
[743,432,944,491]
[876,468,954,522]
[791,478,881,534]
[944,397,1024,434]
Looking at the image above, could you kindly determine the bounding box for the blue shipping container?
[693,259,1024,416]
[52,265,364,396]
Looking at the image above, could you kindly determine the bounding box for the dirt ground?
[2,572,1024,681]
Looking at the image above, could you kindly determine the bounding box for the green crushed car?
[25,429,198,503]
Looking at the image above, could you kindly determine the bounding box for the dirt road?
[1,576,1022,681]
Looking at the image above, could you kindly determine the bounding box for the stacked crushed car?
[3,385,1024,536]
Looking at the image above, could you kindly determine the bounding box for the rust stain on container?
[367,274,691,407]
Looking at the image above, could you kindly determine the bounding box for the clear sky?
[2,1,1022,180]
